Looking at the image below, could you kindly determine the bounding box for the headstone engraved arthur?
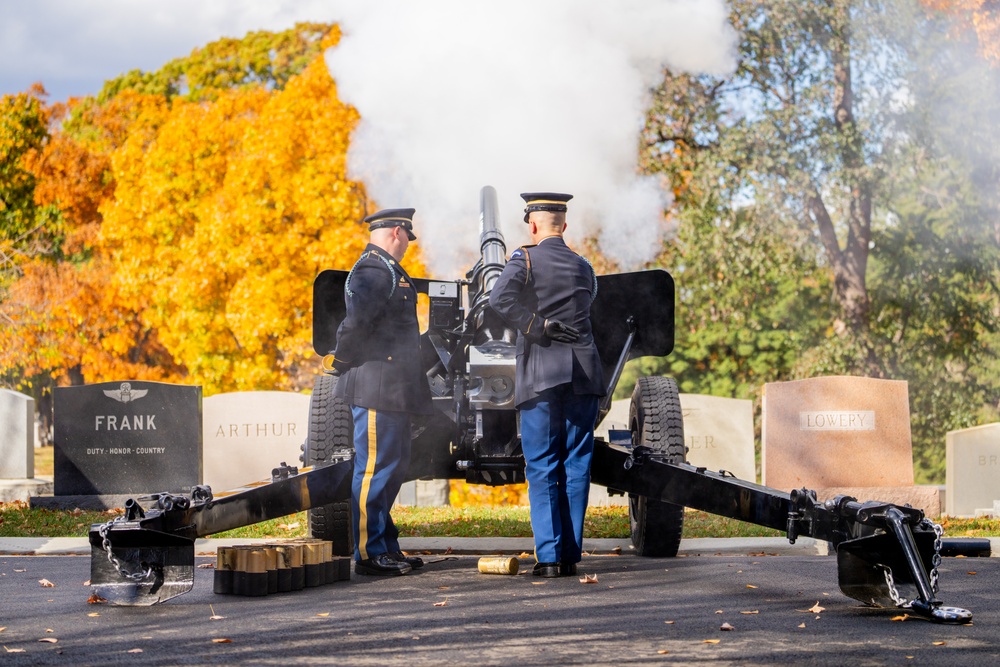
[203,391,310,493]
[680,393,756,483]
[589,392,757,505]
[50,381,202,502]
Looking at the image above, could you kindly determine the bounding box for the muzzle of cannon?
[89,186,984,622]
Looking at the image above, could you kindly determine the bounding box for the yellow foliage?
[449,481,529,507]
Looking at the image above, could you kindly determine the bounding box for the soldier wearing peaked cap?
[489,192,605,578]
[325,207,431,577]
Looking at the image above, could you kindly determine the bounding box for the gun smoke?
[325,1,736,276]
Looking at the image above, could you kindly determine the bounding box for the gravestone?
[0,389,53,502]
[35,381,202,509]
[680,393,756,483]
[762,376,913,488]
[589,392,756,506]
[761,376,938,515]
[946,423,1000,517]
[203,391,310,493]
[1,388,34,478]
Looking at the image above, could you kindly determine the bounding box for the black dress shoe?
[532,562,560,578]
[355,553,412,576]
[560,562,577,577]
[390,551,424,569]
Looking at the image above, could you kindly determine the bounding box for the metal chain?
[927,520,943,595]
[98,518,153,583]
[880,519,944,607]
[881,564,908,607]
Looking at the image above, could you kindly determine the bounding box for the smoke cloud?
[326,1,736,276]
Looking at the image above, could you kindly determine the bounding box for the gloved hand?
[543,319,580,343]
[322,354,349,377]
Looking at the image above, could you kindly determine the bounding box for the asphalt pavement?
[1,537,998,666]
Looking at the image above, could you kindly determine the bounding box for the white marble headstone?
[0,389,34,478]
[203,391,310,493]
[946,423,1000,517]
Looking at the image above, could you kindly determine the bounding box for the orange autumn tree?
[922,0,1000,65]
[3,23,407,403]
[100,32,416,393]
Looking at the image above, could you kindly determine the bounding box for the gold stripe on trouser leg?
[357,409,378,560]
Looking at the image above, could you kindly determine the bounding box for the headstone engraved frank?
[202,391,310,493]
[761,376,914,490]
[52,381,202,497]
[946,423,1000,517]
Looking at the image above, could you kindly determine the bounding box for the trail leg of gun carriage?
[89,186,988,623]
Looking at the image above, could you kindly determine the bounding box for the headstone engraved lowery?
[202,391,310,493]
[761,376,939,515]
[945,423,1000,518]
[40,381,202,508]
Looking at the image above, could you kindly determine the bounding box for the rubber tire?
[628,376,686,557]
[305,374,355,556]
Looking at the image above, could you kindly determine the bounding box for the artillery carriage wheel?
[628,376,686,557]
[304,374,355,557]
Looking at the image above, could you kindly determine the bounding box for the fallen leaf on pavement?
[797,602,824,614]
[87,613,99,618]
[714,610,724,614]
[128,648,143,653]
[212,638,232,644]
[38,638,57,643]
[87,593,107,604]
[746,584,758,589]
[82,580,90,586]
[703,639,721,644]
[720,623,735,631]
[740,610,759,615]
[579,574,598,584]
[798,623,806,628]
[316,613,329,617]
[433,599,448,607]
[664,621,675,625]
[933,642,946,646]
[4,646,25,653]
[967,571,977,575]
[891,614,910,622]
[39,579,55,588]
[518,552,532,559]
[197,563,214,569]
[611,546,622,555]
[657,649,669,654]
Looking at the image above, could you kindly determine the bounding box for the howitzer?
[89,186,985,623]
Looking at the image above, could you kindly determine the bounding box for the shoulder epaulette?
[345,250,397,300]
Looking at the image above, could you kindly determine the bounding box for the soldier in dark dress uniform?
[488,193,606,578]
[326,208,432,576]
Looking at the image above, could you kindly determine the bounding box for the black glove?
[543,319,580,343]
